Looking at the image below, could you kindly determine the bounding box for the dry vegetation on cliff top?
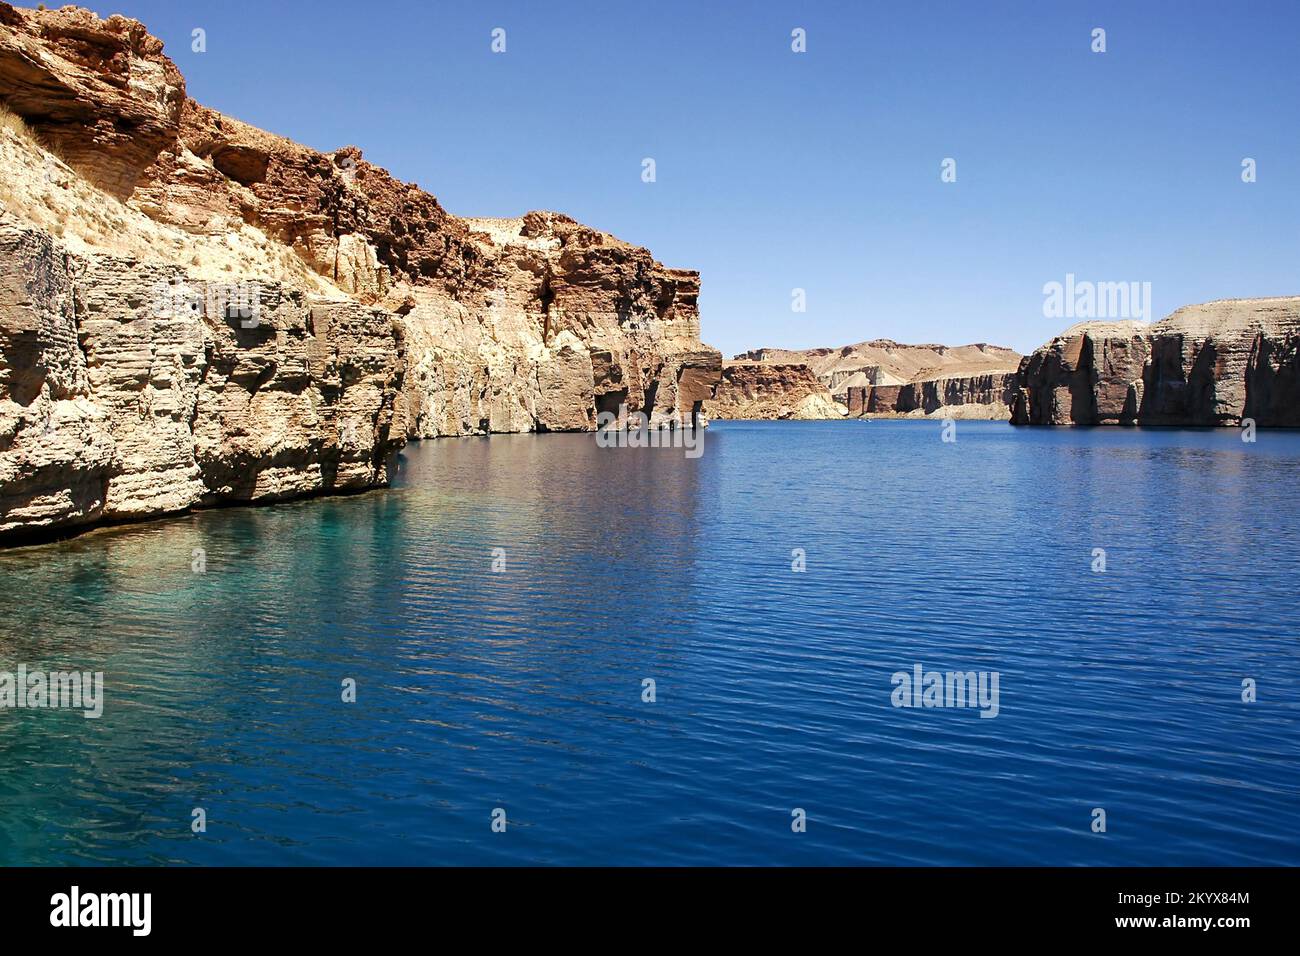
[0,100,31,139]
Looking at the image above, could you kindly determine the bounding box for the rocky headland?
[0,4,720,542]
[1011,297,1300,426]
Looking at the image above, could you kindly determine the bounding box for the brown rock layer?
[1012,298,1300,426]
[399,213,717,437]
[704,362,844,420]
[847,373,1019,419]
[0,4,184,198]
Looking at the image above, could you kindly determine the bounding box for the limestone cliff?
[400,213,717,437]
[1012,298,1300,426]
[704,362,844,420]
[0,215,407,539]
[0,4,719,541]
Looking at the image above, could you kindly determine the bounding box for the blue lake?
[1,420,1297,865]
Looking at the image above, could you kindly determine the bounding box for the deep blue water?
[1,420,1297,865]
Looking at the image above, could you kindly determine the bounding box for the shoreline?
[4,421,1293,551]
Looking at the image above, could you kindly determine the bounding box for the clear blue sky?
[109,0,1298,357]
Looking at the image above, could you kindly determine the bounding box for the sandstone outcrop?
[0,4,183,199]
[1011,298,1300,426]
[704,362,845,420]
[0,4,719,542]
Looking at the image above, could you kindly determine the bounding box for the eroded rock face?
[0,5,719,540]
[132,94,722,438]
[1012,299,1300,426]
[847,373,1019,419]
[0,217,115,533]
[0,3,184,198]
[0,216,405,541]
[704,362,844,420]
[400,214,718,437]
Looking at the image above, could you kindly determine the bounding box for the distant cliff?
[704,362,844,420]
[715,339,1022,420]
[1012,298,1300,426]
[848,373,1020,420]
[739,340,1021,396]
[0,4,720,542]
[725,298,1300,427]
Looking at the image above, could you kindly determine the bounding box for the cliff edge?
[1012,298,1300,426]
[0,4,720,541]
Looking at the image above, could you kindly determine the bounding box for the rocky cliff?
[0,4,719,541]
[1012,298,1300,426]
[847,373,1020,420]
[721,339,1022,420]
[0,217,407,539]
[704,362,844,420]
[738,340,1022,399]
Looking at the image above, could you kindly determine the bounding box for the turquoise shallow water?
[0,420,1297,865]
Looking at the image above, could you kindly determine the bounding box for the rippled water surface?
[1,421,1298,865]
